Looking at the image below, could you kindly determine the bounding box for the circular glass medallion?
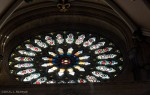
[9,31,124,84]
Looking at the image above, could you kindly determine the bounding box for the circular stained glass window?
[9,31,124,84]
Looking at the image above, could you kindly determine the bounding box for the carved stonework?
[57,0,71,12]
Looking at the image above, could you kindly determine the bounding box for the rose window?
[9,31,124,84]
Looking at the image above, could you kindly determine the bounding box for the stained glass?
[58,80,66,84]
[14,57,34,62]
[17,68,36,75]
[97,60,118,66]
[78,62,91,65]
[58,48,64,54]
[35,39,48,48]
[92,71,110,79]
[48,52,57,57]
[41,63,53,67]
[25,44,41,52]
[75,34,85,45]
[86,75,100,82]
[77,78,87,83]
[96,66,116,73]
[74,50,83,56]
[67,68,75,76]
[14,63,34,68]
[48,67,58,73]
[33,77,47,84]
[56,34,64,44]
[58,68,65,77]
[67,47,73,54]
[45,36,55,45]
[97,54,117,59]
[83,37,96,47]
[90,42,105,50]
[47,80,56,84]
[79,56,90,60]
[18,50,36,56]
[9,31,124,84]
[66,33,74,44]
[74,66,85,71]
[95,47,112,54]
[42,57,53,61]
[68,80,76,84]
[23,73,40,82]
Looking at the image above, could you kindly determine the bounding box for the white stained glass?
[92,71,110,79]
[58,80,66,84]
[86,75,99,83]
[23,73,40,82]
[97,54,117,59]
[79,56,90,60]
[33,77,47,84]
[45,36,55,45]
[96,66,116,73]
[58,69,65,77]
[90,42,105,50]
[67,68,75,76]
[41,63,53,67]
[74,50,83,56]
[77,78,87,83]
[83,37,96,47]
[14,63,34,68]
[48,67,58,73]
[18,50,36,56]
[17,68,36,75]
[67,47,73,54]
[78,62,91,65]
[66,33,74,44]
[95,47,112,54]
[68,80,76,84]
[48,52,57,57]
[35,39,48,48]
[25,44,41,52]
[47,79,56,84]
[75,34,85,45]
[58,48,64,54]
[74,66,85,71]
[119,66,123,70]
[97,60,118,65]
[14,57,34,62]
[56,34,64,44]
[42,57,52,61]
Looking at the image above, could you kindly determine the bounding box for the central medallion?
[61,58,71,65]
